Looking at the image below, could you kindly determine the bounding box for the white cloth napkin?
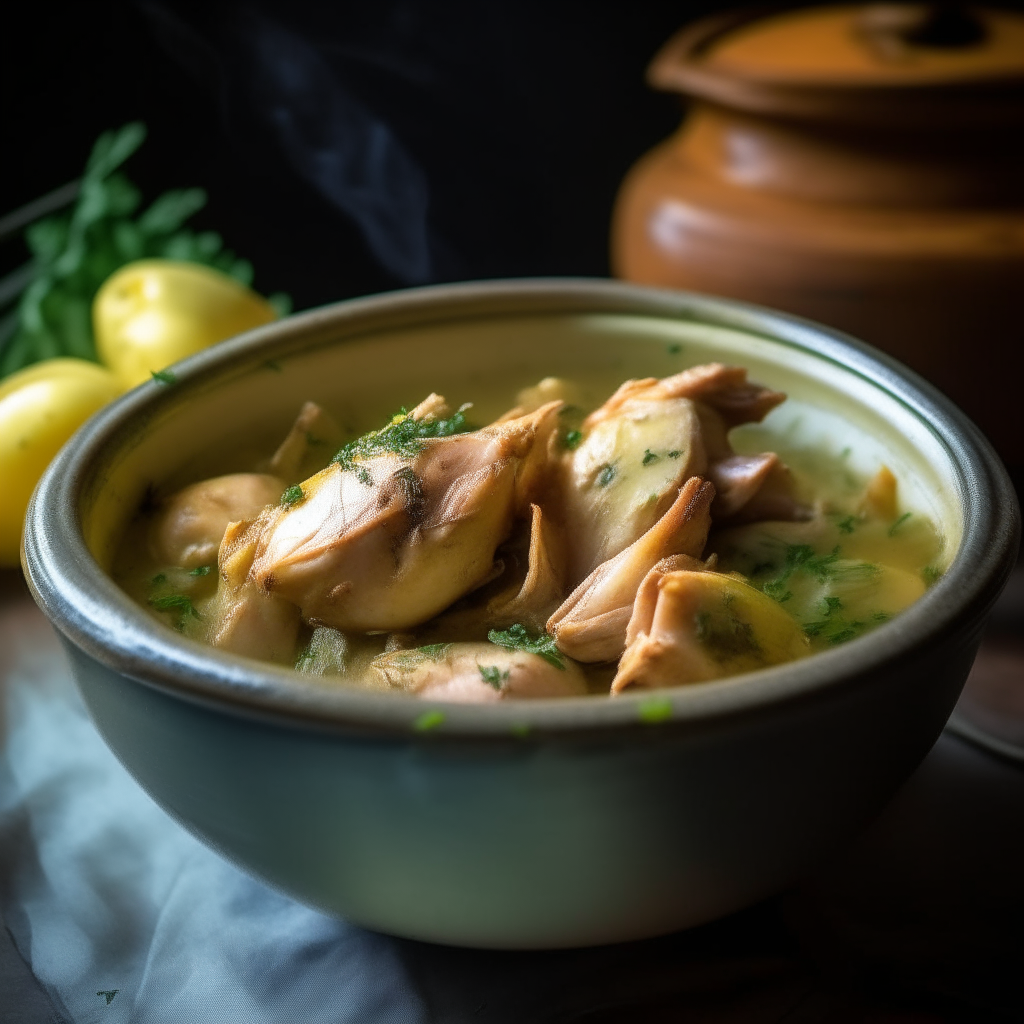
[0,599,427,1024]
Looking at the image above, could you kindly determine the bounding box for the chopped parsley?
[638,697,673,723]
[149,593,201,630]
[888,512,913,536]
[280,485,304,506]
[562,429,584,451]
[487,623,565,670]
[414,710,445,732]
[189,564,212,577]
[596,463,616,487]
[666,343,682,355]
[695,611,761,661]
[417,643,452,660]
[642,449,659,466]
[667,450,682,459]
[332,406,472,474]
[922,565,941,586]
[151,572,167,585]
[479,665,510,689]
[836,515,858,535]
[150,369,177,385]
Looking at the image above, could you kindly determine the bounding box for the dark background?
[2,0,732,309]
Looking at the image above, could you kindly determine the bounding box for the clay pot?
[612,4,1024,468]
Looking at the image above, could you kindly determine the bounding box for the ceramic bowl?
[21,280,1018,949]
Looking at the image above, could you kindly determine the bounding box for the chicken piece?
[485,503,567,631]
[245,401,562,632]
[495,377,585,422]
[611,569,810,693]
[547,477,715,662]
[562,363,790,580]
[201,520,301,665]
[149,473,284,569]
[270,401,344,483]
[368,642,587,703]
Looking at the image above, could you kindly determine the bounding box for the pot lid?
[649,4,1024,126]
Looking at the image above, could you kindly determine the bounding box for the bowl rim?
[21,278,1020,740]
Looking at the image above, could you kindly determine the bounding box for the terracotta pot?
[612,3,1024,467]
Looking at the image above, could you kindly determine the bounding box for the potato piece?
[611,570,809,693]
[369,642,587,702]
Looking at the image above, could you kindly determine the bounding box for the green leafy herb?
[638,697,673,723]
[667,450,682,459]
[888,512,913,536]
[596,463,616,487]
[642,449,659,466]
[280,485,304,506]
[922,565,941,586]
[562,428,584,451]
[149,593,201,630]
[695,611,760,660]
[1,122,287,379]
[151,572,167,585]
[836,515,858,535]
[823,596,843,617]
[150,369,176,385]
[189,564,212,577]
[666,343,682,355]
[417,643,452,660]
[487,623,565,670]
[414,709,445,732]
[332,407,473,474]
[479,665,510,689]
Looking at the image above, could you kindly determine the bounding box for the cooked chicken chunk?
[561,364,790,580]
[149,473,284,569]
[369,642,587,702]
[610,569,809,693]
[244,400,562,631]
[547,477,715,662]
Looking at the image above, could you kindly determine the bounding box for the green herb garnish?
[562,429,584,450]
[332,407,472,474]
[888,512,913,536]
[638,697,673,723]
[596,463,616,487]
[150,369,177,385]
[479,665,510,689]
[418,643,452,660]
[667,343,682,355]
[667,450,682,459]
[414,710,445,732]
[151,572,167,585]
[836,515,858,535]
[149,593,201,630]
[922,565,941,586]
[280,485,304,507]
[487,623,565,670]
[189,564,212,576]
[642,449,659,466]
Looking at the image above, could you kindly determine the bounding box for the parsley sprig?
[487,623,565,670]
[0,122,289,379]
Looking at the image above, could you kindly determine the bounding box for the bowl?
[21,279,1019,949]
